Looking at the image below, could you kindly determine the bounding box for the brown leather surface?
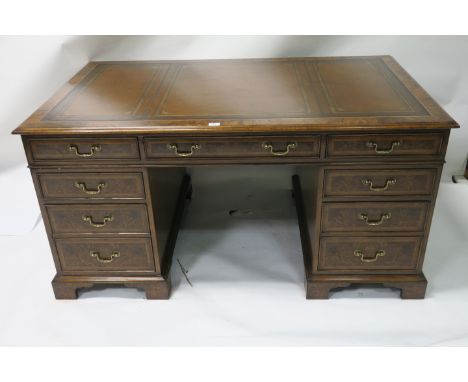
[13,56,458,135]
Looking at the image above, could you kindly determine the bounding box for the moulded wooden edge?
[12,122,459,136]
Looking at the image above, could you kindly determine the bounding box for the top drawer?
[144,136,320,160]
[323,168,438,197]
[28,138,140,161]
[326,134,444,158]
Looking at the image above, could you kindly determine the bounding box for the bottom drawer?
[56,238,155,272]
[318,236,422,272]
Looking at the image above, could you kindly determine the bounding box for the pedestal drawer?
[28,138,140,161]
[321,202,429,233]
[327,134,444,157]
[38,172,145,200]
[144,136,320,159]
[323,168,438,197]
[46,204,150,235]
[318,236,422,271]
[56,238,155,272]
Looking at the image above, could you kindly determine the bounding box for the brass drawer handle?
[366,140,401,154]
[82,215,114,228]
[354,249,386,263]
[362,178,396,192]
[90,251,120,263]
[262,142,298,156]
[167,143,201,157]
[68,144,101,157]
[74,182,107,195]
[358,212,391,226]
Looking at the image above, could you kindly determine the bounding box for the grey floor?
[1,166,467,345]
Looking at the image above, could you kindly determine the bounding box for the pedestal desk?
[13,56,459,299]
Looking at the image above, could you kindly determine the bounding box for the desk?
[13,56,459,299]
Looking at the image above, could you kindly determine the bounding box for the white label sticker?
[208,122,221,126]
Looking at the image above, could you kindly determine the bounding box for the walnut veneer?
[13,56,459,299]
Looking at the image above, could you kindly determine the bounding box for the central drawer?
[46,204,150,235]
[55,238,155,272]
[144,136,320,159]
[321,201,429,233]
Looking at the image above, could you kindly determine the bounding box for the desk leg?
[52,275,171,299]
[306,274,427,299]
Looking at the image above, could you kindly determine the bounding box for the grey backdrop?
[1,36,466,179]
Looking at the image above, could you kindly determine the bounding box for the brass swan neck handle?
[353,249,386,263]
[82,215,114,228]
[358,212,392,226]
[262,142,298,156]
[362,178,396,192]
[90,251,120,263]
[366,140,401,154]
[68,144,101,157]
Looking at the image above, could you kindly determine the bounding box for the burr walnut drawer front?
[326,134,444,158]
[28,138,140,161]
[323,168,438,197]
[321,201,429,233]
[55,238,155,272]
[46,204,150,235]
[318,236,422,271]
[144,136,320,159]
[38,172,145,200]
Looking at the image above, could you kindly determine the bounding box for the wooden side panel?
[295,165,321,277]
[147,167,186,269]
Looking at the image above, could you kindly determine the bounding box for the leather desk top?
[13,56,458,136]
